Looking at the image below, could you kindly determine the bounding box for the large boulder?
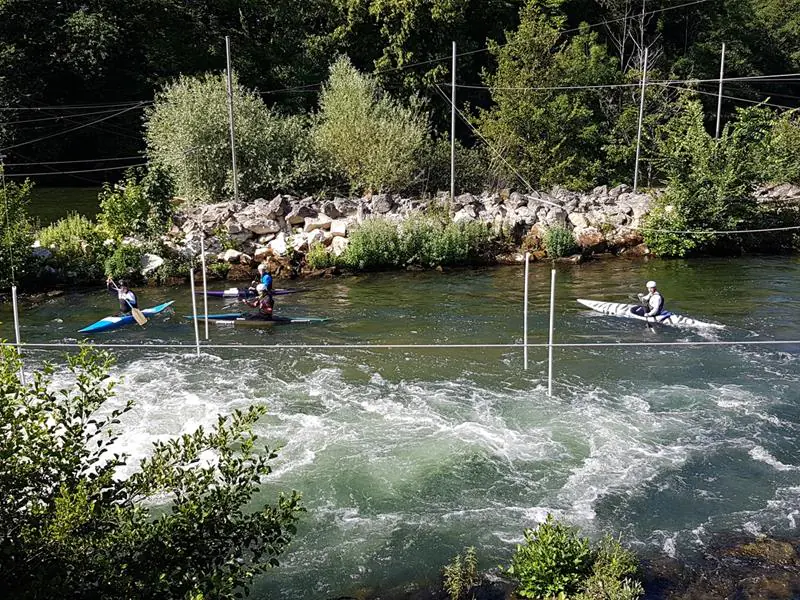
[268,232,288,256]
[241,217,281,235]
[220,248,242,263]
[330,219,348,237]
[331,235,349,257]
[573,226,606,252]
[303,214,332,232]
[140,253,164,276]
[371,193,394,214]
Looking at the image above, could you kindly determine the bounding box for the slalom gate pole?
[189,269,201,357]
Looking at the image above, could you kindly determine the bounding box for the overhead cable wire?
[0,103,146,152]
[2,107,148,125]
[2,155,143,167]
[661,83,796,110]
[4,163,148,177]
[0,100,151,112]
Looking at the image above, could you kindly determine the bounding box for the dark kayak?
[184,312,328,327]
[197,287,301,298]
[79,301,175,333]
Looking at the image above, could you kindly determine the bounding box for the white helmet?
[256,283,267,293]
[646,280,657,288]
[257,263,267,272]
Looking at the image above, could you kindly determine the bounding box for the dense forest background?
[0,0,799,191]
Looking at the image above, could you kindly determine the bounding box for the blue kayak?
[197,287,302,298]
[184,313,328,327]
[79,301,175,333]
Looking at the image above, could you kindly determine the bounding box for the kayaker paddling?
[107,277,139,314]
[634,280,664,318]
[250,263,273,292]
[242,283,274,320]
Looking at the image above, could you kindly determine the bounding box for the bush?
[98,167,175,239]
[340,217,401,270]
[443,546,479,600]
[104,243,144,281]
[415,137,495,195]
[313,56,429,194]
[0,177,35,288]
[145,73,316,203]
[575,536,643,600]
[0,344,303,599]
[37,213,109,281]
[543,225,578,257]
[507,514,592,598]
[305,241,335,270]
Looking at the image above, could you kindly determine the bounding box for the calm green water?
[2,256,799,598]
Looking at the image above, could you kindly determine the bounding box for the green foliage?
[443,546,479,600]
[313,56,429,194]
[37,213,109,281]
[340,217,401,270]
[306,241,335,270]
[477,5,622,190]
[341,214,494,271]
[0,344,303,600]
[417,138,495,195]
[543,225,578,257]
[99,168,175,240]
[574,536,643,600]
[103,243,144,281]
[507,514,592,599]
[145,73,316,203]
[0,176,35,288]
[761,110,800,184]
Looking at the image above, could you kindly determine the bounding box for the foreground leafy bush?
[0,344,304,599]
[37,213,109,281]
[506,515,642,600]
[306,241,335,270]
[508,514,592,598]
[340,217,401,270]
[443,546,479,600]
[0,178,35,288]
[104,243,144,280]
[543,225,578,257]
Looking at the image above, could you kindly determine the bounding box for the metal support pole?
[715,43,726,139]
[523,252,529,370]
[11,285,25,384]
[200,233,209,340]
[225,36,239,202]
[450,41,456,203]
[633,46,648,193]
[189,269,201,357]
[547,268,556,397]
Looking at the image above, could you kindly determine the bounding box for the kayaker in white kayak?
[242,283,274,320]
[634,280,664,317]
[106,277,138,315]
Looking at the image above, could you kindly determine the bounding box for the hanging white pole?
[450,41,456,203]
[11,285,25,384]
[715,43,726,139]
[189,269,201,357]
[633,46,649,192]
[225,36,239,202]
[200,233,209,340]
[523,252,529,370]
[547,268,556,397]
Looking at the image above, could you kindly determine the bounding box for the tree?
[0,345,304,599]
[0,174,34,289]
[145,73,315,203]
[476,2,621,190]
[313,56,429,193]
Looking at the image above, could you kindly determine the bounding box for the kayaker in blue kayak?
[107,277,138,315]
[242,283,274,320]
[634,280,664,317]
[250,263,273,292]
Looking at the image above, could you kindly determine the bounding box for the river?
[2,256,799,598]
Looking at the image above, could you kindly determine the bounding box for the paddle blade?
[131,308,148,326]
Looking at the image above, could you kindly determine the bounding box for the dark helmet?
[118,279,128,288]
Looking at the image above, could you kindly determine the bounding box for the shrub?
[305,242,334,270]
[443,546,479,600]
[426,220,491,266]
[145,73,315,203]
[37,213,108,281]
[507,514,592,598]
[0,177,35,288]
[543,225,578,257]
[340,217,401,270]
[98,167,175,240]
[313,56,429,194]
[104,243,144,281]
[416,137,495,195]
[0,344,304,599]
[575,536,643,600]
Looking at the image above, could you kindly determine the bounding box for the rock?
[371,193,394,214]
[267,195,290,217]
[227,263,253,281]
[239,253,253,266]
[507,192,527,209]
[220,249,242,263]
[224,218,242,234]
[622,243,650,256]
[330,219,348,237]
[31,247,52,260]
[303,214,332,232]
[554,253,584,264]
[257,234,276,244]
[307,228,326,246]
[331,236,349,257]
[253,246,270,261]
[333,197,357,216]
[453,205,477,223]
[140,253,164,275]
[268,232,288,257]
[606,227,644,248]
[286,203,317,225]
[573,226,606,252]
[495,252,526,264]
[241,217,281,235]
[568,213,589,229]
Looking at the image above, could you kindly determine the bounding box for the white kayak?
[577,299,724,329]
